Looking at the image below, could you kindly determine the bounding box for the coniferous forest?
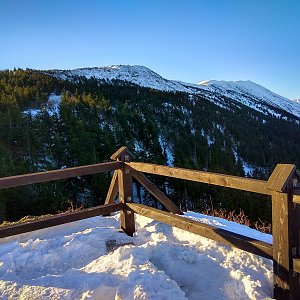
[0,69,299,225]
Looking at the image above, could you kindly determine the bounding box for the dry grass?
[0,200,84,228]
[1,202,271,235]
[0,214,53,228]
[202,207,271,234]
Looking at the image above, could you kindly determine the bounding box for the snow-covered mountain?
[47,65,192,93]
[196,80,300,119]
[46,65,300,119]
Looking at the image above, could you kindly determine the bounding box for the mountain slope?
[46,65,300,119]
[197,79,300,119]
[46,65,193,94]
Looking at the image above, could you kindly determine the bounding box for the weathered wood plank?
[118,167,135,236]
[127,203,273,259]
[130,168,183,215]
[272,191,300,300]
[110,146,135,161]
[0,203,123,238]
[267,164,297,193]
[127,162,271,195]
[272,191,290,293]
[105,171,119,205]
[0,161,122,189]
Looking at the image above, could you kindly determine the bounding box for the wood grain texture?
[127,203,273,259]
[267,164,297,192]
[272,191,290,291]
[118,167,135,236]
[127,162,270,195]
[0,161,122,189]
[272,191,300,300]
[110,146,135,161]
[105,171,119,205]
[0,203,123,238]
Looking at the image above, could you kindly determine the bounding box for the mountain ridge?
[44,65,300,119]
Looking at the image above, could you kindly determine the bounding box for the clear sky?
[0,0,299,99]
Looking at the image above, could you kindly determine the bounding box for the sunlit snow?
[0,211,273,299]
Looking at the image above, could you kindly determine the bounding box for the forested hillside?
[0,69,299,224]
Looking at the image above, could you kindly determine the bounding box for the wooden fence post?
[110,147,135,236]
[267,164,300,300]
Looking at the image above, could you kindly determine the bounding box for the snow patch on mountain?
[22,94,61,117]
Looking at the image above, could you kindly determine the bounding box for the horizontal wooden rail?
[127,162,271,195]
[0,203,123,238]
[0,161,122,189]
[127,203,273,259]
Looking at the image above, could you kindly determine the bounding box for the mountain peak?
[195,79,300,118]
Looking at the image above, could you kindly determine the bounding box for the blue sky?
[0,0,299,99]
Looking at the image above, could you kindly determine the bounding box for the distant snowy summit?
[46,65,300,119]
[197,79,300,118]
[47,65,188,92]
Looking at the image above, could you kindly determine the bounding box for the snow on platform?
[0,212,273,299]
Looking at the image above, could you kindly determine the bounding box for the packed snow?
[45,65,300,120]
[0,211,273,299]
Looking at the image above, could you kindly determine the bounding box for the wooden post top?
[110,146,135,162]
[267,164,298,192]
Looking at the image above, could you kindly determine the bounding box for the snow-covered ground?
[0,211,273,299]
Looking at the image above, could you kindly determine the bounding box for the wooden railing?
[0,146,299,300]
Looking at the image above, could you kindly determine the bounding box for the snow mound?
[0,211,273,299]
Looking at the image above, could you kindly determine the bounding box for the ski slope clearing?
[0,212,273,299]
